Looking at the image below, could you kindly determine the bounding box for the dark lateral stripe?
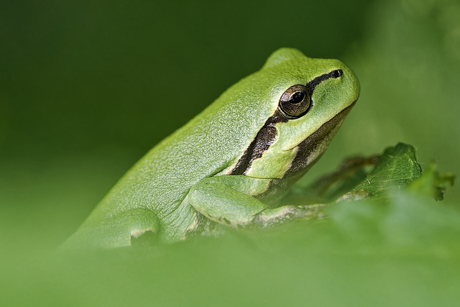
[230,110,287,175]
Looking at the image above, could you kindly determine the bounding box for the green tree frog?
[63,48,360,248]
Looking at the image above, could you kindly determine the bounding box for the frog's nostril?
[331,69,343,78]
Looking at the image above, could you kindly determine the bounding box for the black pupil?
[290,91,305,104]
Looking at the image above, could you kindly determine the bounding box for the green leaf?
[353,143,422,198]
[294,143,454,205]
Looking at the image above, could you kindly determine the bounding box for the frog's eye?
[278,84,311,119]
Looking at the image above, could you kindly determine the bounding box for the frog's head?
[229,48,360,181]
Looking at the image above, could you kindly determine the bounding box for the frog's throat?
[281,101,355,179]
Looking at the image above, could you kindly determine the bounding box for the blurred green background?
[1,0,460,306]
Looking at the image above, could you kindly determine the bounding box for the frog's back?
[68,71,277,245]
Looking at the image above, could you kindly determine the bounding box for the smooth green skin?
[63,48,360,249]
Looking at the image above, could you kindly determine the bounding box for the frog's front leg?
[189,175,324,228]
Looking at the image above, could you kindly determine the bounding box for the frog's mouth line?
[282,101,356,177]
